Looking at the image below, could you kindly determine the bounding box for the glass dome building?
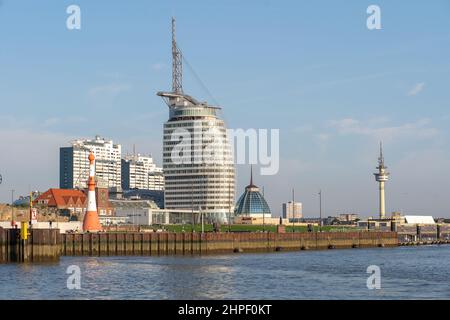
[234,168,271,218]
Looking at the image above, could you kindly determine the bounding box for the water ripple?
[1,246,450,299]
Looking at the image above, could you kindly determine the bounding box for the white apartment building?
[60,136,122,189]
[121,154,165,191]
[282,201,303,220]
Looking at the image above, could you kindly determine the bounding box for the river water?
[0,246,449,300]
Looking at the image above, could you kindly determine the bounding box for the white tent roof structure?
[404,216,435,225]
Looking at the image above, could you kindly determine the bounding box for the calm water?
[1,246,449,300]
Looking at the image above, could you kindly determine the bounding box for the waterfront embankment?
[0,227,60,263]
[1,227,398,263]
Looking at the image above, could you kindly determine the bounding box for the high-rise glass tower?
[157,18,235,223]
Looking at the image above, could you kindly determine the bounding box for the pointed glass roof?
[234,167,271,216]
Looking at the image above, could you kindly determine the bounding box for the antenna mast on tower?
[378,141,385,167]
[172,17,183,94]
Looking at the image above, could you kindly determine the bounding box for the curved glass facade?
[162,96,235,223]
[172,106,217,118]
[234,185,271,216]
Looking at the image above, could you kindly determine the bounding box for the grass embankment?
[158,224,358,233]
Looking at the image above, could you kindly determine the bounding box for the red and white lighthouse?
[82,152,102,232]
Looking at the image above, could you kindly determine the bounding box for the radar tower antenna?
[172,17,183,94]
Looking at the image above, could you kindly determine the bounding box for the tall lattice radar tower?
[373,142,390,219]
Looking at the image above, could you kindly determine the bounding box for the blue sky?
[1,0,450,217]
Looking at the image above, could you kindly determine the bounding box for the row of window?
[163,163,234,168]
[164,120,225,129]
[163,168,234,173]
[166,204,234,209]
[163,139,229,146]
[164,126,227,133]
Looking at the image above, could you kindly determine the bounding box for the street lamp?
[318,189,322,232]
[200,205,204,234]
[11,189,15,227]
[228,181,232,232]
[292,188,295,233]
[191,182,195,233]
[262,186,265,233]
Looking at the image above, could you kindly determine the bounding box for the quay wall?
[1,228,398,262]
[0,228,60,263]
[60,231,398,256]
[397,224,450,242]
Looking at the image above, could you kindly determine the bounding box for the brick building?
[34,188,113,217]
